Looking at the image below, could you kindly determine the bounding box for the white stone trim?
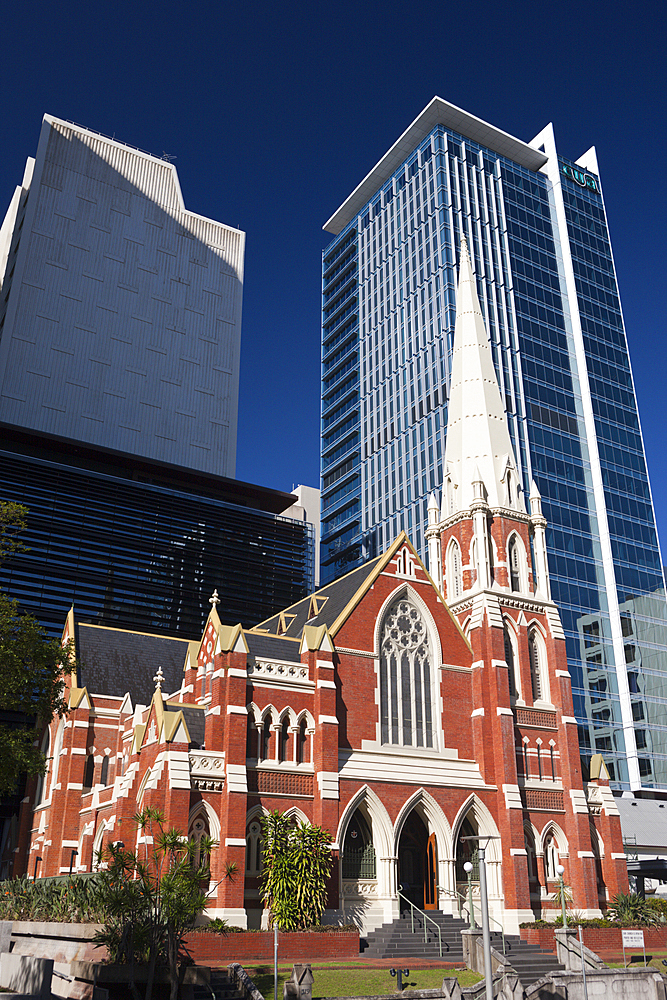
[503,785,523,810]
[225,838,247,847]
[226,705,246,715]
[225,764,247,794]
[319,715,338,725]
[317,772,339,799]
[471,707,485,718]
[317,679,337,690]
[569,789,589,814]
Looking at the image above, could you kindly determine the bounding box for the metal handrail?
[397,890,446,958]
[450,887,507,956]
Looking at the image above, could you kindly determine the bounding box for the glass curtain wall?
[320,123,667,788]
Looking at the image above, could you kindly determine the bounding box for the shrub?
[608,891,661,927]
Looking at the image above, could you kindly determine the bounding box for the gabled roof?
[249,533,454,644]
[75,622,194,707]
[250,554,385,639]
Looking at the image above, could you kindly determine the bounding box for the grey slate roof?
[170,703,206,748]
[75,622,193,708]
[245,632,302,663]
[251,556,383,639]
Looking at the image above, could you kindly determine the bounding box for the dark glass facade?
[0,433,313,639]
[321,108,667,789]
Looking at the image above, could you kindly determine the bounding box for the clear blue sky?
[1,1,665,552]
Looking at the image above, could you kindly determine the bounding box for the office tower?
[320,97,667,790]
[0,115,243,477]
[0,118,314,636]
[0,429,314,638]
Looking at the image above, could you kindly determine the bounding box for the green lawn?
[246,965,482,999]
[605,951,667,972]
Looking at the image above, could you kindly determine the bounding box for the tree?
[94,808,218,1000]
[0,500,74,796]
[259,811,333,930]
[0,501,28,567]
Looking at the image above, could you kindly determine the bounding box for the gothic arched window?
[100,756,109,787]
[380,595,436,749]
[189,811,210,869]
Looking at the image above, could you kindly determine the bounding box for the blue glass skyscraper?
[320,97,667,791]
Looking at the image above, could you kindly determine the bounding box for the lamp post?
[69,849,78,875]
[463,861,476,929]
[33,856,41,881]
[461,835,499,1000]
[556,864,567,928]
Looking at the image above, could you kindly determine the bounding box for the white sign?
[622,930,645,948]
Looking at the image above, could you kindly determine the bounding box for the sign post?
[621,929,646,968]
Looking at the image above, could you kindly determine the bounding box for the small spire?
[153,666,164,692]
[427,491,440,526]
[209,589,220,609]
[529,479,543,518]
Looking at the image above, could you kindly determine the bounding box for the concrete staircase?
[193,969,246,1000]
[361,911,565,986]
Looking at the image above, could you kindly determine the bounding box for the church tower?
[427,238,626,918]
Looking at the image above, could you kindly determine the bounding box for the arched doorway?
[398,812,436,910]
[342,809,376,882]
[455,815,479,884]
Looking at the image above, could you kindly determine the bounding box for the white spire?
[443,238,524,512]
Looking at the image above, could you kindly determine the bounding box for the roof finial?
[153,666,164,692]
[209,589,220,609]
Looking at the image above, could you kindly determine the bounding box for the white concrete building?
[0,116,244,477]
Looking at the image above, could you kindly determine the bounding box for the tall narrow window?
[100,756,109,787]
[509,537,521,592]
[279,719,291,763]
[504,626,516,698]
[447,540,462,599]
[83,754,95,789]
[380,595,436,749]
[529,632,542,702]
[296,718,308,763]
[261,718,272,761]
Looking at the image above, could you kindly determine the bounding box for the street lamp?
[69,850,78,875]
[33,856,41,881]
[461,835,499,1000]
[556,864,567,928]
[463,861,476,929]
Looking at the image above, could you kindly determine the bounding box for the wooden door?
[424,833,437,909]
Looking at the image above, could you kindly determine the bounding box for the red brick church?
[13,241,627,934]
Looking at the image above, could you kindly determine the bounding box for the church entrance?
[398,811,436,910]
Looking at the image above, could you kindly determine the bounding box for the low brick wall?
[183,929,360,964]
[520,924,667,953]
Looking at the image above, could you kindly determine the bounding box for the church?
[14,241,627,935]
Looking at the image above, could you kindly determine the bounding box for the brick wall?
[520,925,667,953]
[183,929,360,963]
